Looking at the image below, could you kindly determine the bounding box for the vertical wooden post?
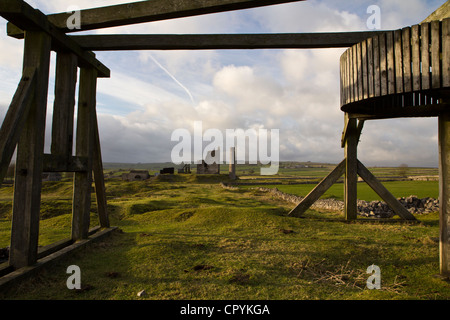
[51,52,78,161]
[439,110,450,277]
[9,31,51,269]
[72,67,97,241]
[344,113,358,220]
[92,111,110,228]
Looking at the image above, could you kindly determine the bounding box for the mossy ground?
[0,174,448,300]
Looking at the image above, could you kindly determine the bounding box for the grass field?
[239,180,439,202]
[0,166,448,300]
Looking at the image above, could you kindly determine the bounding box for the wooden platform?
[340,18,450,119]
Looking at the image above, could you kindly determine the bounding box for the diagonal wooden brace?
[288,159,346,217]
[357,160,417,221]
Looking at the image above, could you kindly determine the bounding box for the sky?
[0,0,446,167]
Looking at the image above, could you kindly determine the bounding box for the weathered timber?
[9,31,51,269]
[357,160,417,221]
[340,19,450,116]
[344,114,358,220]
[70,32,389,51]
[92,111,110,229]
[0,0,109,77]
[51,53,78,161]
[0,67,35,186]
[288,159,346,217]
[422,1,450,23]
[8,0,306,37]
[0,227,117,291]
[72,67,97,241]
[42,154,88,172]
[438,110,450,277]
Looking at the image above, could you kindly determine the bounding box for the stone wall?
[220,183,439,218]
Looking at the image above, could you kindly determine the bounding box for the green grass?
[0,172,448,300]
[240,180,439,202]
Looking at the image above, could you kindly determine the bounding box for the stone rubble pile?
[230,185,439,218]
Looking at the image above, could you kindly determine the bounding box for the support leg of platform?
[344,114,358,220]
[439,111,450,277]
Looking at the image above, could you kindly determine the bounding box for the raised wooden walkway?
[339,18,450,119]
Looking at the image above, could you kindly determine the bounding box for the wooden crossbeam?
[0,0,110,77]
[357,160,417,221]
[70,31,388,51]
[0,67,35,186]
[42,154,88,173]
[288,159,346,217]
[8,0,305,37]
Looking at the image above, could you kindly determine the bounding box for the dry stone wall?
[221,183,439,218]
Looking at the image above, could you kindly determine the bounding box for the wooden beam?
[51,53,78,161]
[9,31,51,269]
[357,160,416,221]
[0,0,110,78]
[344,113,358,221]
[8,0,306,37]
[72,67,97,241]
[288,159,346,217]
[69,32,389,51]
[0,67,35,186]
[42,154,88,173]
[92,112,110,229]
[438,110,450,277]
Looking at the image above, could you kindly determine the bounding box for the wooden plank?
[0,0,110,78]
[72,67,97,241]
[438,110,450,277]
[71,31,388,51]
[357,42,363,100]
[431,20,441,89]
[402,27,412,93]
[394,30,404,94]
[288,159,346,217]
[373,35,381,97]
[344,113,358,221]
[379,33,388,96]
[51,53,78,161]
[443,18,450,87]
[353,45,359,101]
[367,37,375,98]
[386,32,395,95]
[0,67,35,186]
[349,47,354,103]
[7,0,306,37]
[92,112,110,229]
[411,24,421,91]
[421,22,431,90]
[9,31,51,269]
[42,154,88,173]
[0,227,117,290]
[340,51,345,106]
[361,40,368,100]
[357,160,416,221]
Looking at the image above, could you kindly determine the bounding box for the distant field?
[239,180,439,202]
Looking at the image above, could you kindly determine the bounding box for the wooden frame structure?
[0,0,449,286]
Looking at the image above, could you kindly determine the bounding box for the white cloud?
[0,0,444,167]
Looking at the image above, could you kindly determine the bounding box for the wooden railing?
[340,18,450,116]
